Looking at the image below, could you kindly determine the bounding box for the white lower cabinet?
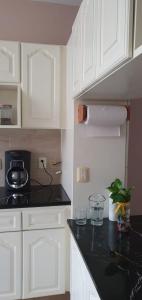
[0,232,21,300]
[70,237,86,300]
[0,207,69,300]
[70,236,100,300]
[23,228,65,299]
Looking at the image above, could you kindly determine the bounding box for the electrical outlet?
[38,157,47,169]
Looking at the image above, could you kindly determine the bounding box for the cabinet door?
[21,43,61,128]
[96,0,133,79]
[70,236,101,300]
[23,228,65,299]
[0,41,20,83]
[72,6,82,97]
[82,0,97,90]
[66,35,74,129]
[0,232,21,300]
[70,238,87,300]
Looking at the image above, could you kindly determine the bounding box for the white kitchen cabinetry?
[21,43,61,129]
[72,6,83,97]
[96,0,133,79]
[0,232,21,300]
[23,228,65,299]
[0,206,69,300]
[134,0,142,57]
[81,0,97,90]
[65,35,74,130]
[0,211,21,232]
[22,207,66,230]
[71,0,133,97]
[70,236,86,300]
[0,41,20,83]
[70,236,100,300]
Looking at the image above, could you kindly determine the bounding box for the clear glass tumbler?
[88,194,106,226]
[75,208,87,225]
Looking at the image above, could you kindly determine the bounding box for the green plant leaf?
[107,178,132,203]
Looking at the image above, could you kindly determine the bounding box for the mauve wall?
[0,0,78,187]
[0,129,61,186]
[128,100,142,215]
[0,0,78,44]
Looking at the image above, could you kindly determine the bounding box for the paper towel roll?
[85,105,127,127]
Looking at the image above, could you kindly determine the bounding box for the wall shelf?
[0,84,21,128]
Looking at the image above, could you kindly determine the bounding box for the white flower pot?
[109,198,117,221]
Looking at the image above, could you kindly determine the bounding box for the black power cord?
[30,178,45,187]
[41,159,53,185]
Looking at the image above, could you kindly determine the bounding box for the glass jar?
[0,105,13,125]
[89,194,106,226]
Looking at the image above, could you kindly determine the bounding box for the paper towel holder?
[77,104,87,123]
[78,104,129,137]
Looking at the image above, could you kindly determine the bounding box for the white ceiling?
[33,0,82,6]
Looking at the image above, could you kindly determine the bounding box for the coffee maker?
[5,150,31,192]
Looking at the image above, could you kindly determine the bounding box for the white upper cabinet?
[0,41,20,83]
[0,232,21,300]
[134,0,142,57]
[23,228,65,299]
[71,0,134,98]
[82,0,97,90]
[96,0,133,79]
[72,6,82,97]
[21,43,61,129]
[66,35,74,129]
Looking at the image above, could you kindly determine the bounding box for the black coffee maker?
[5,150,31,192]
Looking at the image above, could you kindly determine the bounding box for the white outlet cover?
[39,157,47,169]
[77,167,90,183]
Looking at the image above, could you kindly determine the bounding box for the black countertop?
[0,185,71,209]
[68,217,142,300]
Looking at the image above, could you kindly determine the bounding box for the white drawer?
[0,211,21,232]
[22,207,66,230]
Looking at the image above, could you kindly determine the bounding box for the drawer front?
[0,211,21,232]
[22,207,66,230]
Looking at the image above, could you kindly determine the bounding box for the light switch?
[77,167,90,183]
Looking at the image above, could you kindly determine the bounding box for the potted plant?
[107,178,132,232]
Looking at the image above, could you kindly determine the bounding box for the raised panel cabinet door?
[82,0,97,89]
[0,41,20,83]
[0,232,21,300]
[23,228,65,299]
[72,5,83,97]
[96,0,133,79]
[21,43,61,128]
[70,238,87,300]
[66,35,74,130]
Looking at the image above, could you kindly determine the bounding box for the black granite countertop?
[68,217,142,300]
[0,185,71,209]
